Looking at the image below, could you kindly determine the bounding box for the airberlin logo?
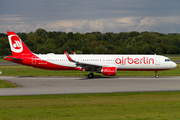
[115,57,154,64]
[8,35,23,53]
[13,40,21,49]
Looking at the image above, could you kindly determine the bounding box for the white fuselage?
[35,54,177,71]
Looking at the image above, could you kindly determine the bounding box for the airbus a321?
[4,31,177,78]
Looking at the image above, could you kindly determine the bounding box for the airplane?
[4,31,177,78]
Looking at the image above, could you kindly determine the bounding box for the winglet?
[64,51,75,62]
[73,52,76,55]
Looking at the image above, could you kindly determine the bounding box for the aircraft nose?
[172,62,177,68]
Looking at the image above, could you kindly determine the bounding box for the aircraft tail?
[7,31,33,56]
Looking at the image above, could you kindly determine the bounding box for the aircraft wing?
[64,51,102,70]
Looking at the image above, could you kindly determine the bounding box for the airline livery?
[4,31,177,78]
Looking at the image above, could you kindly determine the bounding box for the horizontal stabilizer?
[4,56,24,60]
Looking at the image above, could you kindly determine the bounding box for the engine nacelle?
[101,67,117,76]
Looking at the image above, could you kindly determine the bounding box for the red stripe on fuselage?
[5,56,76,70]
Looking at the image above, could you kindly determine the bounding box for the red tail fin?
[7,31,33,56]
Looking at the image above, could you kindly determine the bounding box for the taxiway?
[0,76,180,96]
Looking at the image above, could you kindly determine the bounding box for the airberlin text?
[115,57,154,64]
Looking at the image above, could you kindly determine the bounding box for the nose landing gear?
[155,71,159,78]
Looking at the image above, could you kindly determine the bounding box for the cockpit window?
[165,59,171,62]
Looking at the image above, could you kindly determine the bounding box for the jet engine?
[101,67,117,76]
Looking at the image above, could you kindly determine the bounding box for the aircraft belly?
[117,64,169,70]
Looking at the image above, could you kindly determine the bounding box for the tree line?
[0,28,180,56]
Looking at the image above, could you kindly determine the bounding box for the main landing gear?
[88,73,94,78]
[155,71,159,78]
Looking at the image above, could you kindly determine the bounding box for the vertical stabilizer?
[7,31,33,56]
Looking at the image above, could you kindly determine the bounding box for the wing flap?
[76,61,102,67]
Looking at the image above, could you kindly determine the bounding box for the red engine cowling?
[101,67,117,76]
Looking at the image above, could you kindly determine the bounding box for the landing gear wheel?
[155,75,159,78]
[155,71,159,78]
[88,73,94,78]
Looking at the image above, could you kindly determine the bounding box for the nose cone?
[172,62,177,69]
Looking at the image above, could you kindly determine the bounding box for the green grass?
[0,58,6,62]
[0,80,18,88]
[169,56,180,61]
[1,92,180,119]
[0,64,180,76]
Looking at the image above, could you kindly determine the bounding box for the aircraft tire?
[88,73,94,78]
[155,75,159,78]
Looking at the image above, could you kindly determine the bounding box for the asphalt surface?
[0,76,180,96]
[0,62,20,65]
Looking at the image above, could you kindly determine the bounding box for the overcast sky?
[0,0,180,34]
